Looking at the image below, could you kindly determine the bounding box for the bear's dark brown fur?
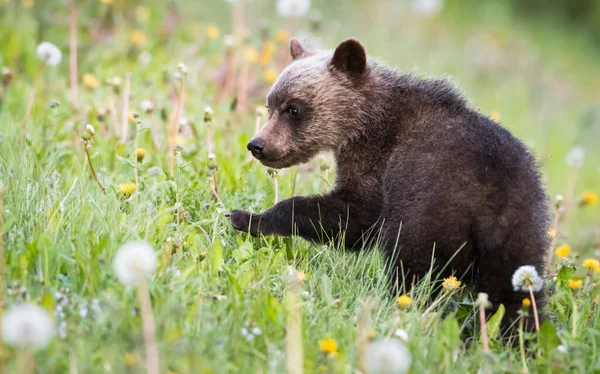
[229,38,550,326]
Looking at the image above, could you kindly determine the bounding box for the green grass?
[1,0,600,372]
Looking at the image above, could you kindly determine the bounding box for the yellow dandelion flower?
[206,25,220,39]
[396,295,412,309]
[547,228,557,239]
[21,0,34,8]
[522,298,531,308]
[259,41,276,66]
[244,47,259,63]
[367,328,377,340]
[442,276,462,292]
[318,338,337,355]
[490,111,501,121]
[118,183,136,197]
[275,29,290,42]
[555,244,571,258]
[130,30,147,46]
[568,279,583,290]
[82,74,99,89]
[263,68,278,84]
[583,258,600,270]
[596,266,600,274]
[128,111,136,123]
[135,6,150,22]
[136,148,146,162]
[100,0,113,4]
[581,191,598,206]
[123,351,139,367]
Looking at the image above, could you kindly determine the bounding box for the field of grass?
[1,0,600,373]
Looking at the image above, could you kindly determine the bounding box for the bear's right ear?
[290,38,308,60]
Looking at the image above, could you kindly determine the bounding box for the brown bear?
[229,38,549,325]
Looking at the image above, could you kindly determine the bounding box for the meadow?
[1,0,600,373]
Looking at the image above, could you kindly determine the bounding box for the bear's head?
[247,38,372,169]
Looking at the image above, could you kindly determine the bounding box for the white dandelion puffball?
[364,339,412,374]
[276,0,311,18]
[113,241,157,285]
[36,42,62,66]
[413,0,443,16]
[140,100,154,113]
[565,146,584,168]
[511,265,543,292]
[2,304,55,349]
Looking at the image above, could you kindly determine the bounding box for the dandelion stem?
[518,316,529,374]
[137,277,159,374]
[357,297,372,373]
[83,141,105,192]
[69,4,79,109]
[528,286,540,332]
[168,76,185,176]
[546,206,560,269]
[285,278,303,374]
[421,291,448,317]
[120,73,131,143]
[479,304,490,353]
[16,347,34,374]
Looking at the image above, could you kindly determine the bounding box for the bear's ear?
[290,38,308,60]
[330,39,367,76]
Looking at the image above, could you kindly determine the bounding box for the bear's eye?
[286,107,300,118]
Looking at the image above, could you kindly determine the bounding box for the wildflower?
[136,148,146,162]
[555,244,571,258]
[557,345,568,354]
[475,292,491,308]
[413,0,443,16]
[441,276,462,292]
[276,0,311,18]
[565,146,584,168]
[204,106,214,122]
[2,304,55,349]
[117,183,136,197]
[140,100,154,113]
[275,29,290,42]
[581,191,598,206]
[318,338,337,355]
[396,295,412,309]
[177,63,188,77]
[490,111,501,121]
[244,47,259,63]
[364,339,412,374]
[522,298,531,308]
[582,258,600,270]
[113,241,157,285]
[130,30,147,45]
[547,228,557,239]
[394,329,409,342]
[206,25,220,39]
[82,74,99,89]
[263,68,278,84]
[568,279,583,290]
[259,41,276,65]
[82,124,95,141]
[285,266,305,285]
[511,265,543,292]
[223,35,236,47]
[36,42,62,66]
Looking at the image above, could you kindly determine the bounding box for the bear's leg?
[229,193,381,248]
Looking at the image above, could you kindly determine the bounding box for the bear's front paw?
[227,210,260,236]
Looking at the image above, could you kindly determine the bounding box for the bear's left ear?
[330,39,367,76]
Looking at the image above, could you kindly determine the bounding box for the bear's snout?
[247,138,265,159]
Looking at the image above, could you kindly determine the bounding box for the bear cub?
[229,38,549,324]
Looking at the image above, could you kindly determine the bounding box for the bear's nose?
[247,138,265,156]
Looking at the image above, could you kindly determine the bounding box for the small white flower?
[475,292,491,308]
[511,265,543,292]
[140,100,154,113]
[85,124,95,136]
[2,304,55,349]
[177,62,188,76]
[413,0,443,16]
[364,339,412,374]
[204,106,214,115]
[36,42,62,66]
[251,326,262,335]
[394,329,409,342]
[223,35,236,47]
[565,146,584,168]
[113,241,157,285]
[557,344,568,353]
[276,0,311,18]
[208,153,216,160]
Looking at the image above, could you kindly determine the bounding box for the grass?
[1,0,600,372]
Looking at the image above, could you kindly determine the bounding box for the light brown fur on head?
[248,38,373,169]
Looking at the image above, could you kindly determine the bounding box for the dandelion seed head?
[511,265,543,292]
[36,42,62,66]
[2,303,55,349]
[140,100,154,113]
[276,0,311,18]
[565,146,584,168]
[364,339,412,374]
[475,292,491,308]
[113,241,157,285]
